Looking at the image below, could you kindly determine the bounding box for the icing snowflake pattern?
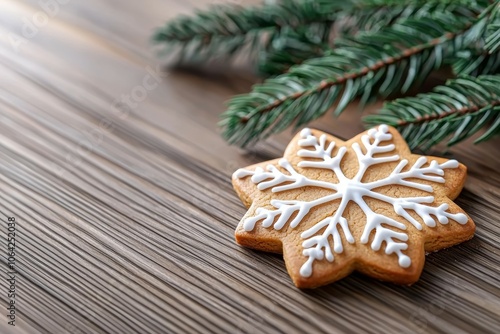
[234,125,468,277]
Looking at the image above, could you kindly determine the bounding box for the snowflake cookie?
[232,125,475,288]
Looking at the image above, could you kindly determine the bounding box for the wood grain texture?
[0,1,499,333]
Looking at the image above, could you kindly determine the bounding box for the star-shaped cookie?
[232,125,475,288]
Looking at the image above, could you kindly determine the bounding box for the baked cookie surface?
[232,125,475,289]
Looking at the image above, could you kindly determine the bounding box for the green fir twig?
[220,11,480,146]
[155,0,500,149]
[364,75,500,149]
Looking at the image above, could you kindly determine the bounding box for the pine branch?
[154,0,488,69]
[152,0,342,63]
[221,11,479,147]
[364,75,500,149]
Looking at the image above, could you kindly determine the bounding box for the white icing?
[235,125,468,277]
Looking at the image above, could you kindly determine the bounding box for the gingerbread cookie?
[232,125,475,288]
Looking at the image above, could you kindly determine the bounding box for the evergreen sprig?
[156,0,500,149]
[484,2,500,52]
[259,0,489,75]
[153,0,343,63]
[364,75,500,149]
[450,1,500,75]
[154,0,489,73]
[220,11,479,146]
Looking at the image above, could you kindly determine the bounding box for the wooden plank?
[0,0,499,333]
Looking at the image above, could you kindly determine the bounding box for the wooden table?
[1,1,499,333]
